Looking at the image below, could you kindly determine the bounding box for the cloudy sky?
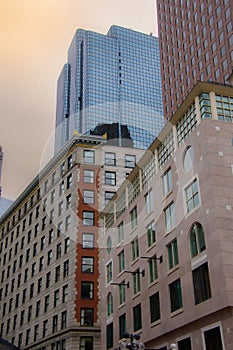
[0,0,158,200]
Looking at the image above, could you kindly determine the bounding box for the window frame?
[105,171,116,186]
[164,202,175,232]
[125,154,136,168]
[83,190,95,205]
[81,257,94,273]
[105,152,116,166]
[83,150,95,164]
[162,167,172,196]
[185,178,200,213]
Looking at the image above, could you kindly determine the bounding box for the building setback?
[156,0,233,120]
[100,82,233,350]
[55,25,164,153]
[0,135,144,350]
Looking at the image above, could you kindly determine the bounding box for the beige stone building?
[0,134,144,350]
[101,82,233,350]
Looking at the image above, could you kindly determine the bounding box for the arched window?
[183,146,194,172]
[107,292,113,316]
[190,222,206,258]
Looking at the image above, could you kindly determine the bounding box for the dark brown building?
[156,0,233,120]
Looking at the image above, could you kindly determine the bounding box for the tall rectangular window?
[185,178,200,213]
[43,320,48,337]
[67,154,73,169]
[80,337,94,350]
[83,190,95,204]
[130,206,137,230]
[107,323,113,349]
[192,262,211,304]
[54,289,59,307]
[133,304,142,331]
[27,306,32,323]
[118,222,124,243]
[119,313,126,339]
[105,191,115,205]
[177,337,192,350]
[64,237,70,254]
[84,170,94,183]
[80,308,94,326]
[51,190,55,204]
[83,150,95,164]
[62,285,68,303]
[145,189,154,214]
[150,292,160,323]
[81,282,94,299]
[82,233,94,249]
[58,201,63,216]
[148,258,158,283]
[83,211,94,226]
[147,221,156,247]
[56,243,62,259]
[169,278,183,312]
[119,281,126,305]
[167,239,179,269]
[52,315,58,333]
[34,325,39,342]
[125,155,136,168]
[82,257,94,273]
[44,295,49,312]
[67,174,72,189]
[61,311,67,330]
[204,326,224,350]
[66,194,71,209]
[131,237,139,261]
[162,167,172,196]
[133,269,140,294]
[105,152,116,166]
[65,215,71,231]
[106,261,113,284]
[63,260,69,277]
[118,250,125,273]
[105,171,116,186]
[164,202,175,232]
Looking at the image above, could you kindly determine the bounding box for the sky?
[0,0,158,200]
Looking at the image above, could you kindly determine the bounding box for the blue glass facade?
[55,26,164,153]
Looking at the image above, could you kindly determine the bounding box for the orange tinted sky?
[0,0,158,200]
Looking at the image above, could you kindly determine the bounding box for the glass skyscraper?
[55,26,164,153]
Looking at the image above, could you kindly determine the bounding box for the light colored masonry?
[0,134,144,350]
[100,82,233,350]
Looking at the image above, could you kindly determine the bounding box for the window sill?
[117,271,125,278]
[148,279,159,289]
[163,190,173,201]
[150,319,161,328]
[118,302,126,310]
[164,226,176,237]
[146,242,157,253]
[170,308,183,318]
[116,240,124,248]
[167,265,179,276]
[185,203,201,219]
[132,291,141,300]
[130,257,140,266]
[130,226,138,235]
[145,210,153,220]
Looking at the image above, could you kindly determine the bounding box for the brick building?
[156,0,233,120]
[0,135,144,350]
